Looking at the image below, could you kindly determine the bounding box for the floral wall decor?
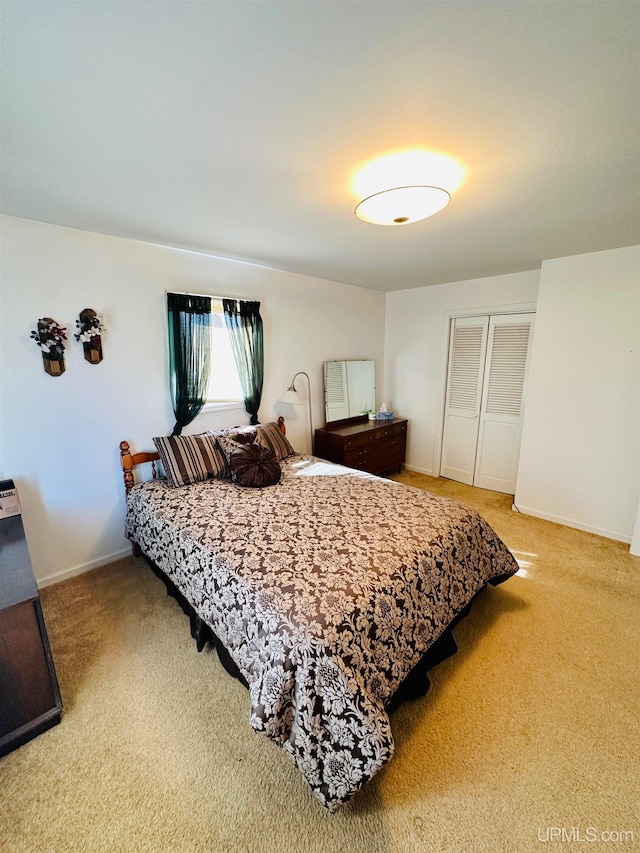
[30,317,67,376]
[74,308,105,364]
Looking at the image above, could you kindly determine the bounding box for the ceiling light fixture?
[354,185,451,226]
[350,149,464,227]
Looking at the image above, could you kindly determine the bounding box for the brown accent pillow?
[255,422,295,461]
[152,433,228,488]
[229,442,282,488]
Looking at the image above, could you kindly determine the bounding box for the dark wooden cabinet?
[0,480,62,757]
[314,416,408,476]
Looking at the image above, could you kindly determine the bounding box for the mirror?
[323,360,376,423]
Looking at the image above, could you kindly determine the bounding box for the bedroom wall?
[514,245,640,543]
[383,245,639,545]
[383,270,541,475]
[0,215,386,586]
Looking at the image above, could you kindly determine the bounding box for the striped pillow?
[152,433,228,488]
[255,422,295,461]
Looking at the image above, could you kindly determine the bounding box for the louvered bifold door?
[324,360,350,422]
[473,313,534,493]
[440,317,489,485]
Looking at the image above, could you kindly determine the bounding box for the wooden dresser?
[0,480,62,757]
[314,416,408,476]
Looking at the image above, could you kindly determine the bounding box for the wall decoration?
[30,318,67,377]
[74,308,105,364]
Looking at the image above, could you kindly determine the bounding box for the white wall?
[383,270,540,475]
[515,246,640,543]
[0,216,385,585]
[631,504,640,556]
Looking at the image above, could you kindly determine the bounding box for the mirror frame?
[323,359,376,424]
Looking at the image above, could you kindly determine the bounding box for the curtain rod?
[165,289,255,302]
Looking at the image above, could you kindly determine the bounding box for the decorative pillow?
[209,425,257,445]
[152,433,228,488]
[255,422,295,461]
[215,433,247,478]
[229,442,282,488]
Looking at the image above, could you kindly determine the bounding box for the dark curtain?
[167,293,211,435]
[222,299,264,425]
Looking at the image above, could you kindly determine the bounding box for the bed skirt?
[141,553,510,713]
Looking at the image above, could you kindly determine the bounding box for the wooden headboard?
[120,417,287,497]
[119,442,160,497]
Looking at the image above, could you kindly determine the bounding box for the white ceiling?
[1,1,639,292]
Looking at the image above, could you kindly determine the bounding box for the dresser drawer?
[368,441,403,468]
[343,447,372,468]
[343,431,378,450]
[377,422,407,440]
[379,436,405,456]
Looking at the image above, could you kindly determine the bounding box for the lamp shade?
[355,185,450,226]
[279,371,314,453]
[278,387,302,406]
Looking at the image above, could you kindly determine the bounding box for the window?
[206,299,244,403]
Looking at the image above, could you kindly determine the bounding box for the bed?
[120,422,518,811]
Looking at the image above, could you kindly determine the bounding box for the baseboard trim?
[512,505,632,544]
[403,464,436,476]
[36,547,132,589]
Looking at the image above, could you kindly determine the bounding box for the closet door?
[440,317,489,485]
[324,360,349,422]
[473,314,534,493]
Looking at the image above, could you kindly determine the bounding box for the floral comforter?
[125,456,518,811]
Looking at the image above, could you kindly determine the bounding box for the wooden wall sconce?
[30,317,67,377]
[75,308,105,364]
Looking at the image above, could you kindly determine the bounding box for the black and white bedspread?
[125,456,518,811]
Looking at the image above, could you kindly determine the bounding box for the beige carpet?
[1,473,638,853]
